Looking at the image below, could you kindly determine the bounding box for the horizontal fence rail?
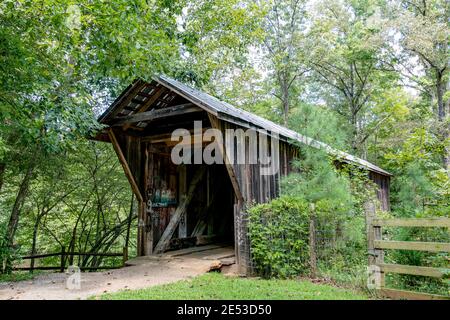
[372,218,450,228]
[366,214,450,300]
[378,263,448,278]
[14,247,128,273]
[374,240,450,252]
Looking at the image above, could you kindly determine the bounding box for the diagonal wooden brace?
[154,167,206,254]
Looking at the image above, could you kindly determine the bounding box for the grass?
[0,271,39,283]
[98,273,368,300]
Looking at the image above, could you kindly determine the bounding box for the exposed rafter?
[112,103,200,127]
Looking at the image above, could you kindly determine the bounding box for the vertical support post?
[137,200,146,256]
[178,165,187,238]
[365,199,385,288]
[60,246,66,273]
[374,223,385,287]
[122,247,128,266]
[30,256,35,274]
[309,204,317,278]
[366,200,376,266]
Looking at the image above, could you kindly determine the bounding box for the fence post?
[30,256,34,274]
[122,247,128,266]
[309,204,317,278]
[365,199,385,288]
[365,200,376,266]
[374,224,385,288]
[60,246,66,273]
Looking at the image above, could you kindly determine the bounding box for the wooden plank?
[102,80,148,123]
[154,167,206,254]
[135,86,168,114]
[374,240,450,252]
[164,243,231,258]
[108,129,143,202]
[122,86,168,130]
[379,288,450,300]
[112,103,200,126]
[378,263,448,278]
[178,165,187,238]
[372,218,450,228]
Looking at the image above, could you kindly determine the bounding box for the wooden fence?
[13,246,128,272]
[367,215,450,300]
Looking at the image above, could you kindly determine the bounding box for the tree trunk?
[5,163,34,270]
[350,108,359,155]
[282,84,290,126]
[436,72,445,121]
[435,71,449,175]
[30,214,43,272]
[7,163,34,248]
[0,163,5,193]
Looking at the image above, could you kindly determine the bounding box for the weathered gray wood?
[208,114,244,202]
[108,129,143,203]
[113,103,199,126]
[103,80,148,122]
[365,200,377,265]
[178,165,187,238]
[377,263,448,278]
[154,167,206,254]
[379,288,450,300]
[374,240,450,252]
[135,86,167,114]
[372,218,450,228]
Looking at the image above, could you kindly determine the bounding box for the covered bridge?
[94,75,391,273]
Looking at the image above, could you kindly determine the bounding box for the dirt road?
[0,245,235,300]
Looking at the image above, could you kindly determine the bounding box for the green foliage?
[248,196,310,278]
[384,127,449,216]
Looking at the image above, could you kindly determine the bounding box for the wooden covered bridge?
[94,75,391,274]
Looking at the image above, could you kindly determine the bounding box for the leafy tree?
[307,0,396,155]
[380,0,449,171]
[259,0,310,125]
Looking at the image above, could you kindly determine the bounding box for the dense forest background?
[0,0,448,290]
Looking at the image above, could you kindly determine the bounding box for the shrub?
[248,196,310,278]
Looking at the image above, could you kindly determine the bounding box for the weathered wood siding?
[369,172,390,211]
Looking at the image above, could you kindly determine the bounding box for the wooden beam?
[178,165,187,238]
[377,263,448,278]
[374,240,450,252]
[379,288,450,300]
[105,80,148,122]
[135,86,168,114]
[372,218,450,228]
[122,86,169,130]
[154,167,206,254]
[143,128,209,144]
[107,129,143,203]
[113,103,200,126]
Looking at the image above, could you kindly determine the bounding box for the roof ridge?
[156,75,391,177]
